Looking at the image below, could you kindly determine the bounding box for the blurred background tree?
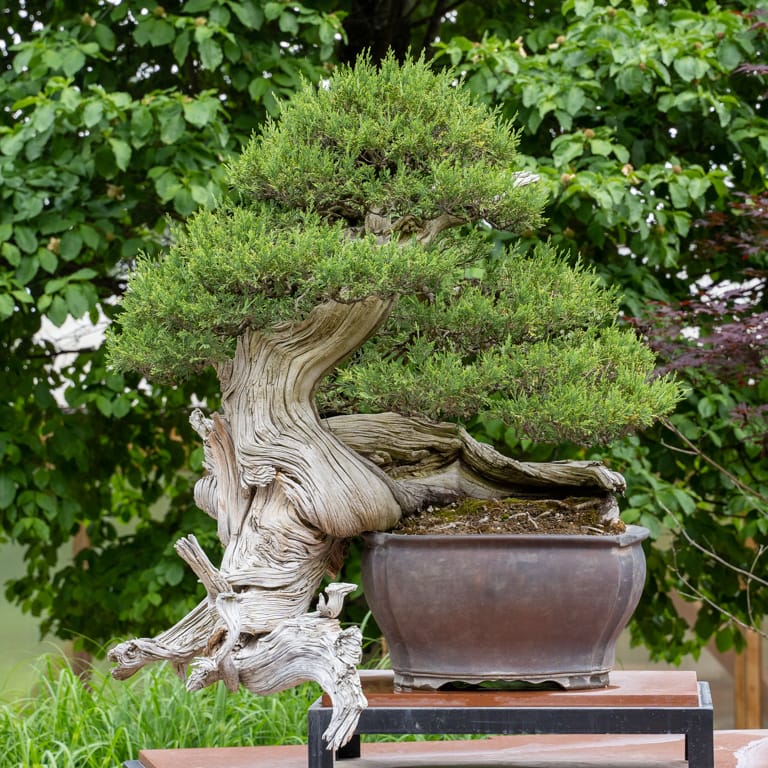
[1,0,766,662]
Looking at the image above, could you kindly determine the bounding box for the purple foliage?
[629,191,768,445]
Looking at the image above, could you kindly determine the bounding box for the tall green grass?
[0,656,320,768]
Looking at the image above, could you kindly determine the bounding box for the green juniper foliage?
[229,55,545,228]
[109,54,680,446]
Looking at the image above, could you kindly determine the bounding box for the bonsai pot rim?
[363,523,649,548]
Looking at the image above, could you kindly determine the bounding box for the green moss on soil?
[393,496,627,536]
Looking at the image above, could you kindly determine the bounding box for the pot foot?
[393,671,611,692]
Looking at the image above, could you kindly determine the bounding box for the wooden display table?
[307,670,714,768]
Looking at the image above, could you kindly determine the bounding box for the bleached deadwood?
[110,298,627,749]
[111,299,399,748]
[362,210,466,246]
[186,583,366,750]
[326,411,625,515]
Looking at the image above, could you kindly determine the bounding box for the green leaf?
[671,488,696,516]
[131,106,154,138]
[47,295,68,326]
[112,396,131,419]
[95,395,113,417]
[248,77,270,101]
[563,88,585,116]
[33,104,56,133]
[616,67,645,94]
[551,135,583,166]
[183,99,217,127]
[154,171,182,201]
[209,5,231,26]
[198,38,223,70]
[83,101,104,128]
[0,293,14,321]
[612,143,629,164]
[109,138,132,171]
[717,41,742,70]
[159,109,186,144]
[15,226,37,254]
[184,0,214,11]
[2,243,20,267]
[36,491,58,518]
[105,372,125,392]
[670,211,690,237]
[16,255,39,285]
[69,268,98,281]
[193,23,214,43]
[573,0,594,17]
[12,289,33,306]
[318,20,336,45]
[148,19,176,47]
[715,627,735,653]
[173,187,197,216]
[60,232,83,261]
[688,176,710,201]
[278,11,298,35]
[173,30,191,65]
[76,225,98,249]
[190,183,213,205]
[263,88,280,116]
[264,2,283,21]
[94,23,117,52]
[589,139,613,157]
[668,180,689,208]
[39,247,58,273]
[0,474,16,509]
[64,284,89,318]
[61,47,86,77]
[163,561,185,586]
[673,56,698,82]
[12,46,33,74]
[14,192,44,220]
[60,87,81,112]
[231,1,263,29]
[0,131,25,158]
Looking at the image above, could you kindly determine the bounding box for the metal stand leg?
[335,734,361,760]
[685,683,715,768]
[307,700,334,768]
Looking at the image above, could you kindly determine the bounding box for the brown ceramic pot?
[361,525,649,691]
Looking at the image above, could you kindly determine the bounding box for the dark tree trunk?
[340,1,458,64]
[341,0,414,63]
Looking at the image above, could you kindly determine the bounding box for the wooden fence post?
[734,629,763,729]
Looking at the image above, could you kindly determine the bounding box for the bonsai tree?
[106,56,681,747]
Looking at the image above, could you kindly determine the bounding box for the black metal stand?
[307,681,714,768]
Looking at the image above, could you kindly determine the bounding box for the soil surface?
[393,496,627,536]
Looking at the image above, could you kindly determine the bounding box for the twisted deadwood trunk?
[109,297,625,749]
